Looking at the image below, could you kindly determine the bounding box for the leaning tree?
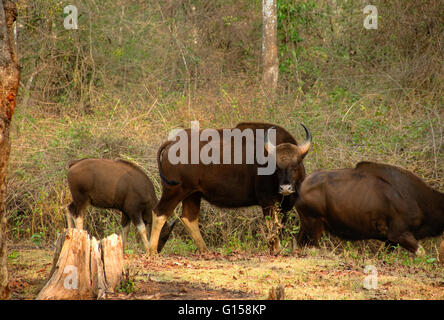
[0,0,19,300]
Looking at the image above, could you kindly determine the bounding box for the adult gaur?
[296,161,444,254]
[148,122,312,255]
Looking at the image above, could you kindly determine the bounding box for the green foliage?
[30,232,44,246]
[162,238,198,255]
[118,268,137,294]
[221,233,248,254]
[277,0,317,76]
[8,250,19,261]
[379,246,439,268]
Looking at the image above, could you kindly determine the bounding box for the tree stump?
[101,234,124,291]
[36,229,124,300]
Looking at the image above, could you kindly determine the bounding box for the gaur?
[148,122,312,255]
[67,158,176,253]
[296,161,444,254]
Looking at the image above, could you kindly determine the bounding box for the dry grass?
[7,89,443,248]
[7,246,53,299]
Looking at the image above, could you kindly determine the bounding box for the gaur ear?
[297,123,312,158]
[264,127,276,155]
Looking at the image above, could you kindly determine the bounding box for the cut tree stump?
[101,234,124,291]
[36,228,124,300]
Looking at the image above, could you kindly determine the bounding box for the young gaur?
[67,158,176,253]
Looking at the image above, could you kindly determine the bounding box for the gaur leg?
[387,230,419,253]
[142,206,153,241]
[142,203,176,253]
[131,214,150,252]
[158,219,177,252]
[181,193,207,253]
[121,213,130,251]
[149,187,185,255]
[122,197,150,252]
[297,213,324,247]
[65,207,75,228]
[67,196,89,230]
[387,216,419,253]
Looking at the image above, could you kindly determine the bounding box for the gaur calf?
[67,158,176,252]
[296,161,444,254]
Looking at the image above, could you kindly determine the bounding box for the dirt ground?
[6,243,444,300]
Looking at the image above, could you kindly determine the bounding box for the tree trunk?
[262,0,278,98]
[36,229,124,300]
[0,0,19,300]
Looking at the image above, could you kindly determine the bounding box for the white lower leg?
[181,217,207,252]
[136,223,150,252]
[149,214,167,255]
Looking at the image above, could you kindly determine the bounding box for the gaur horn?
[297,123,312,156]
[264,126,276,154]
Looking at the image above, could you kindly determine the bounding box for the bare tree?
[262,0,278,98]
[0,0,19,300]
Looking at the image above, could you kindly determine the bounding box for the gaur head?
[157,219,177,252]
[265,124,312,196]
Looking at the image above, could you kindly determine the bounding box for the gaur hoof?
[148,248,158,256]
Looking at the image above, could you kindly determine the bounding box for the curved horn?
[297,123,312,157]
[264,126,276,154]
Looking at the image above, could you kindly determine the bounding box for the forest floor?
[7,242,444,300]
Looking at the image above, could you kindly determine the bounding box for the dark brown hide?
[67,158,175,252]
[296,161,444,253]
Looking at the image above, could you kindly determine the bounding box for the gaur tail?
[157,141,180,186]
